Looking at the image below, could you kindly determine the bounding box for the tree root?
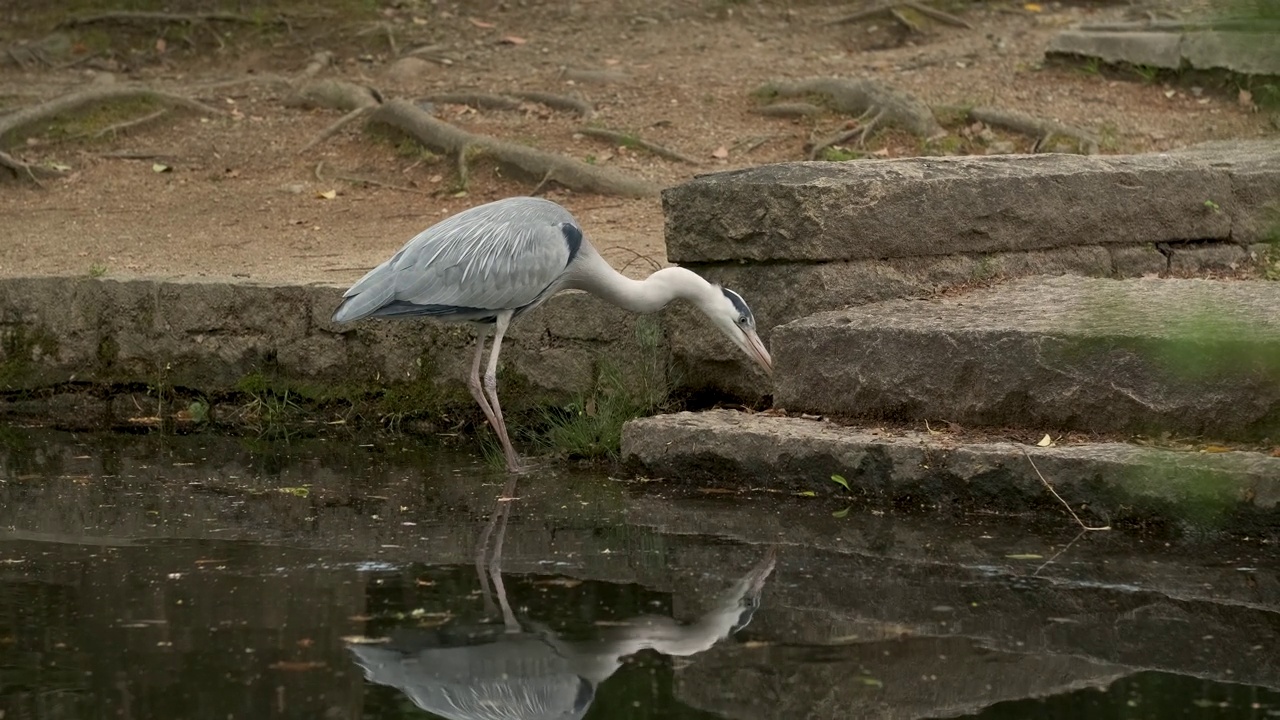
[428,92,523,111]
[287,79,382,111]
[952,105,1100,155]
[834,1,972,30]
[367,99,659,197]
[577,127,699,165]
[754,102,824,118]
[0,149,53,185]
[57,11,289,28]
[297,105,375,154]
[510,91,594,119]
[759,77,945,145]
[73,108,170,140]
[0,85,221,150]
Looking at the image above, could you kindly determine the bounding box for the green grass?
[532,319,674,461]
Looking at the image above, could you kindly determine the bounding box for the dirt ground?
[1,0,1275,288]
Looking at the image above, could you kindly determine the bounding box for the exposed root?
[807,121,880,159]
[287,79,382,111]
[299,51,334,81]
[0,85,221,149]
[559,68,630,84]
[760,77,944,147]
[834,1,972,30]
[1,33,71,68]
[577,127,699,165]
[57,11,289,28]
[755,102,824,118]
[510,91,594,119]
[403,44,456,65]
[367,99,659,197]
[429,92,523,111]
[73,108,169,140]
[298,105,375,154]
[948,105,1100,155]
[0,149,51,185]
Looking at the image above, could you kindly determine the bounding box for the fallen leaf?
[412,16,428,25]
[1023,2,1043,11]
[711,145,729,159]
[1036,434,1053,447]
[604,58,620,65]
[317,189,337,199]
[795,490,817,497]
[468,17,495,28]
[155,38,167,53]
[499,35,527,45]
[1200,445,1232,453]
[151,163,171,173]
[1005,553,1044,560]
[1164,89,1177,98]
[830,474,850,491]
[49,162,72,172]
[832,507,850,518]
[857,676,884,688]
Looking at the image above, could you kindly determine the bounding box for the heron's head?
[706,286,772,376]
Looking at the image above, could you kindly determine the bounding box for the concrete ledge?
[772,275,1280,439]
[621,410,1280,530]
[662,142,1280,263]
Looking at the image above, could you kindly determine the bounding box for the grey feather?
[333,197,582,324]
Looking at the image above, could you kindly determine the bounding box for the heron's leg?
[483,312,520,472]
[466,327,504,452]
[488,475,521,632]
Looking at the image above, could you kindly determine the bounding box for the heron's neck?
[572,252,716,314]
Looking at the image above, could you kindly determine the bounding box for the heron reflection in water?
[347,477,777,720]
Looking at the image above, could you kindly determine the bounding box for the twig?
[603,246,664,274]
[314,161,326,182]
[1032,529,1087,577]
[1022,448,1111,532]
[577,127,700,165]
[808,126,865,159]
[298,105,374,154]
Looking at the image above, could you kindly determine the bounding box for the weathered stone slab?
[771,276,1280,439]
[621,409,1280,528]
[1048,30,1184,68]
[662,143,1280,263]
[1050,23,1280,76]
[665,243,1256,400]
[0,277,646,412]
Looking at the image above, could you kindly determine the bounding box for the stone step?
[1047,21,1280,76]
[770,275,1280,440]
[661,141,1280,264]
[620,409,1280,530]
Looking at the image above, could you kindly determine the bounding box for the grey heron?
[348,476,777,720]
[332,196,772,472]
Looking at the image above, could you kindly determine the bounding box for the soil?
[1,0,1275,289]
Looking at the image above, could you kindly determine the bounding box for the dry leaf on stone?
[468,17,495,28]
[317,189,337,199]
[711,145,728,158]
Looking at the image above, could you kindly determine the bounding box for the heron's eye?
[737,314,748,326]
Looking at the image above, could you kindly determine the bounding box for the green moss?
[95,335,119,369]
[818,146,867,162]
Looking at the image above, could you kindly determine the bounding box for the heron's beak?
[743,329,773,376]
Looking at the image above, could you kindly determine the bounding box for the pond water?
[0,427,1277,720]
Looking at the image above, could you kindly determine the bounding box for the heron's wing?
[333,197,582,323]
